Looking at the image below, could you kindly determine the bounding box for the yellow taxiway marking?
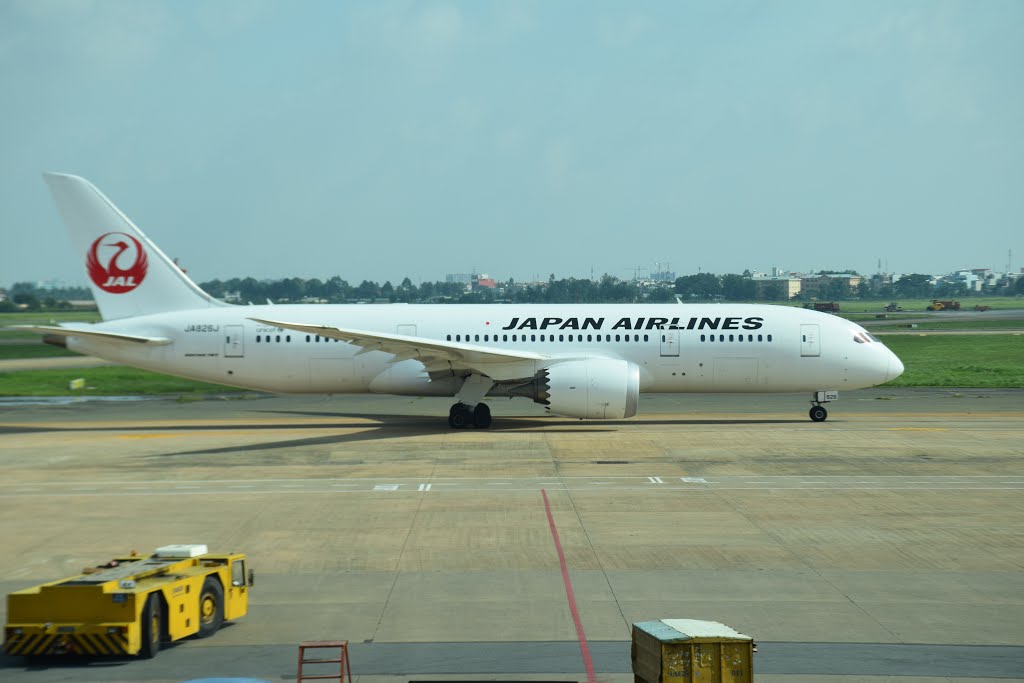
[888,427,950,431]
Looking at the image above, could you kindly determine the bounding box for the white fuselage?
[65,303,902,398]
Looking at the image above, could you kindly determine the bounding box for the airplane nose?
[886,352,905,382]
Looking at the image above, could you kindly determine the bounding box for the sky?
[1,0,1022,288]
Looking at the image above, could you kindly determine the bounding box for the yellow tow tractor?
[4,544,253,659]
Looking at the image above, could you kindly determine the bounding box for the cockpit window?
[852,331,872,344]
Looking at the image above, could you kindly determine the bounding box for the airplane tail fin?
[43,173,227,320]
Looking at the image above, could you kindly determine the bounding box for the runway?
[1,388,1022,682]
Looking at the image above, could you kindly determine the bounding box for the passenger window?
[276,335,281,343]
[559,335,564,342]
[587,335,592,342]
[767,334,773,342]
[456,335,461,342]
[475,335,479,342]
[719,334,725,342]
[256,335,261,342]
[700,334,706,342]
[729,335,733,342]
[447,335,451,341]
[709,335,715,342]
[531,335,536,341]
[306,335,310,342]
[757,334,763,342]
[286,335,291,342]
[503,335,508,342]
[644,335,649,342]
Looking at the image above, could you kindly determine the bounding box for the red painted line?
[541,488,597,683]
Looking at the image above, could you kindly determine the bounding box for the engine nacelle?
[511,358,640,419]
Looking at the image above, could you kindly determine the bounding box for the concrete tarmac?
[0,388,1022,682]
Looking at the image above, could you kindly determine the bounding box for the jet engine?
[509,358,639,419]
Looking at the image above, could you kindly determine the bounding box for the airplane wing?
[10,325,172,345]
[248,317,546,370]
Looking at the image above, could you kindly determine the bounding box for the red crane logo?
[86,232,149,294]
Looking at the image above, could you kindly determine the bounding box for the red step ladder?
[297,640,352,682]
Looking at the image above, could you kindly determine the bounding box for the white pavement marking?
[4,476,1024,499]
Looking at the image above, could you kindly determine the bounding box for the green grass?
[0,344,81,359]
[0,311,102,325]
[879,334,1024,387]
[869,319,1024,331]
[0,311,102,342]
[798,296,1023,312]
[0,366,240,396]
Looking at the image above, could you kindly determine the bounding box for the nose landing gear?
[809,390,837,422]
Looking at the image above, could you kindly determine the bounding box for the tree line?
[3,271,1021,312]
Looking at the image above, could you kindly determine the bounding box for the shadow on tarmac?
[0,409,808,458]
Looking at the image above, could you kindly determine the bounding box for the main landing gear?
[448,402,492,429]
[448,373,495,429]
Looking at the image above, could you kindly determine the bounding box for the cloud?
[3,0,170,74]
[597,12,652,46]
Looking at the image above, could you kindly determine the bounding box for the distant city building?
[868,273,893,292]
[650,270,676,282]
[799,273,863,298]
[445,273,474,284]
[750,275,801,299]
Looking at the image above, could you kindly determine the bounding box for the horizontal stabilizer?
[10,325,172,345]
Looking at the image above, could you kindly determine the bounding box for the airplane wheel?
[473,403,492,428]
[448,407,470,429]
[809,406,828,422]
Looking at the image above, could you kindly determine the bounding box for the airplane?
[14,173,904,428]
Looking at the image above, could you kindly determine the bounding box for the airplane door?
[660,329,679,357]
[800,324,820,357]
[225,325,244,358]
